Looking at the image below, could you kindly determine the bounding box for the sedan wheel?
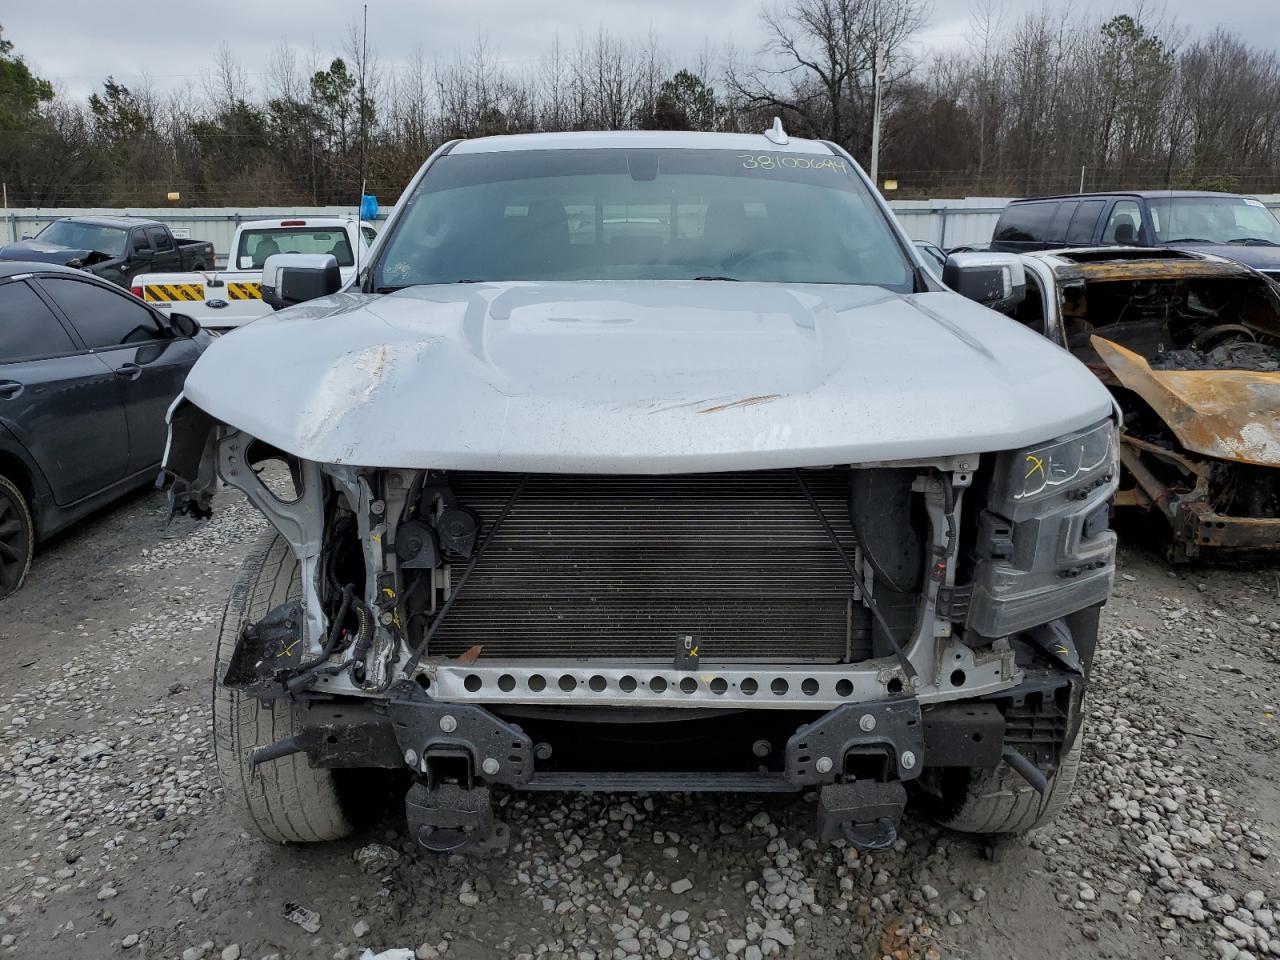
[0,476,34,600]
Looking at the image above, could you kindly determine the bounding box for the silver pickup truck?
[165,126,1118,853]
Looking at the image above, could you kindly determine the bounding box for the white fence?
[1,207,377,266]
[6,196,1280,264]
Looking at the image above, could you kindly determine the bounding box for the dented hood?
[182,281,1112,472]
[1093,336,1280,466]
[0,240,111,266]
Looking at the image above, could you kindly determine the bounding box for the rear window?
[994,202,1059,243]
[236,228,354,269]
[1046,201,1078,243]
[1065,200,1106,245]
[0,279,77,362]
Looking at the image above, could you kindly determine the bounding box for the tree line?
[3,2,1280,208]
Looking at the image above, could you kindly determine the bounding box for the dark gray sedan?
[0,262,209,598]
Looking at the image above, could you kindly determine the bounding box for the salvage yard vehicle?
[1001,248,1280,560]
[165,127,1120,852]
[0,262,209,598]
[132,218,375,331]
[0,216,215,289]
[990,191,1280,282]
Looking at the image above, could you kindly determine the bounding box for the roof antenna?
[764,116,789,146]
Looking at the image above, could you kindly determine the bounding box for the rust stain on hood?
[1092,336,1280,466]
[698,394,783,414]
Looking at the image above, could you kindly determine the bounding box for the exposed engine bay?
[162,401,1114,850]
[1044,261,1280,558]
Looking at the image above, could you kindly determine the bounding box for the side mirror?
[132,245,154,261]
[169,312,201,338]
[261,253,342,310]
[942,252,1026,315]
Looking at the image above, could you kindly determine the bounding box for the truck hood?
[182,281,1113,472]
[0,240,113,266]
[1168,241,1280,274]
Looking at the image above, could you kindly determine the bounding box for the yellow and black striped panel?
[226,281,262,300]
[143,283,204,302]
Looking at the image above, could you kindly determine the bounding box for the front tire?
[212,530,353,843]
[0,475,34,601]
[933,721,1084,835]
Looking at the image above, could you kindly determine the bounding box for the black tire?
[213,530,353,843]
[934,721,1084,835]
[0,475,34,601]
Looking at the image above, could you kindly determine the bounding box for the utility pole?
[356,3,369,207]
[869,43,885,189]
[355,4,369,281]
[1079,165,1086,193]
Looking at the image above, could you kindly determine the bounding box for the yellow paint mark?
[1025,454,1046,481]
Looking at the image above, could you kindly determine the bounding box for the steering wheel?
[1190,324,1256,352]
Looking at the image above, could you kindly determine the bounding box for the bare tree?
[726,0,927,152]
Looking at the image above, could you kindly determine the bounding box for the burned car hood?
[1093,336,1280,466]
[0,240,110,266]
[181,281,1113,472]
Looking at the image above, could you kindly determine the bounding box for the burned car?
[165,129,1118,853]
[1009,248,1280,560]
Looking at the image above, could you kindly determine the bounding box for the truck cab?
[990,191,1280,282]
[133,218,375,330]
[0,217,214,289]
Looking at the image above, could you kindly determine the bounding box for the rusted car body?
[1015,248,1280,559]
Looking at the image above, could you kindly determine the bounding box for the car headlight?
[1007,420,1118,506]
[967,419,1120,638]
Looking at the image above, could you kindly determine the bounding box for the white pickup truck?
[131,217,375,330]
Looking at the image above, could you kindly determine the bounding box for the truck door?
[124,228,156,284]
[146,225,182,272]
[0,276,130,504]
[35,275,200,476]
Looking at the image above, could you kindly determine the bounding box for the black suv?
[0,262,208,598]
[990,191,1280,281]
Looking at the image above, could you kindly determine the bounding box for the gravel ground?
[1,485,1278,960]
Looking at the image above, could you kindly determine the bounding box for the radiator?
[429,470,872,663]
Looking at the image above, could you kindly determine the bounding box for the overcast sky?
[4,0,1280,102]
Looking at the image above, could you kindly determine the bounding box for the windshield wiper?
[692,275,740,281]
[1164,237,1214,244]
[1225,237,1280,246]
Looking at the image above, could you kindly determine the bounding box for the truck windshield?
[37,221,127,257]
[373,148,912,290]
[237,228,355,269]
[1150,197,1280,246]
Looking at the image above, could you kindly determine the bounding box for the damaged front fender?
[161,395,218,519]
